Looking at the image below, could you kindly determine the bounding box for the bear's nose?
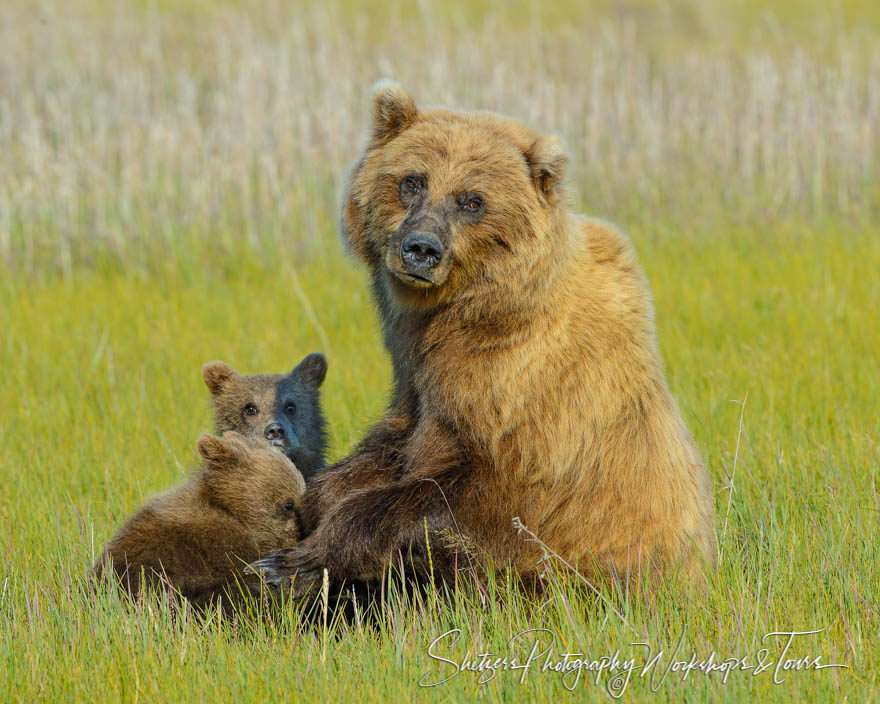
[401,233,444,270]
[264,423,285,442]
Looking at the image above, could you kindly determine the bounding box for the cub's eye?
[284,402,296,416]
[399,175,422,199]
[282,500,296,513]
[461,195,484,214]
[243,403,258,416]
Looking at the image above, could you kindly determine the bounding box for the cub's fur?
[202,353,328,481]
[251,82,717,594]
[95,432,305,607]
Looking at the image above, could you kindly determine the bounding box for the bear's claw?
[245,549,295,585]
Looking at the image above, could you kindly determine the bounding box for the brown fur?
[252,81,716,594]
[202,355,328,481]
[95,432,306,607]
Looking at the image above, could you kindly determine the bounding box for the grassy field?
[1,1,879,701]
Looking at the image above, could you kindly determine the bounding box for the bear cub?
[202,353,328,481]
[95,432,306,607]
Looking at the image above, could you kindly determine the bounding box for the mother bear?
[252,82,716,593]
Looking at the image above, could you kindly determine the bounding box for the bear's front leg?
[250,462,473,596]
[300,399,416,532]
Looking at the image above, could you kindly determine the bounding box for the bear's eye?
[461,194,484,214]
[243,403,258,416]
[284,401,296,416]
[282,500,296,513]
[399,175,422,200]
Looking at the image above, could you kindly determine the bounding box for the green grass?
[2,0,879,700]
[2,221,878,701]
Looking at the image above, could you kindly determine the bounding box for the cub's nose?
[401,233,444,271]
[264,423,285,442]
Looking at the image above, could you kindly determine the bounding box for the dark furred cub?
[94,432,306,607]
[202,353,328,481]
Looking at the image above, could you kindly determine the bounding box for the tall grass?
[2,223,878,701]
[1,0,879,701]
[1,0,878,274]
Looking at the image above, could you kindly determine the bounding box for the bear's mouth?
[390,269,437,288]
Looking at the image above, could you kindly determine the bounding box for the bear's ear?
[202,361,238,396]
[525,135,568,203]
[292,352,327,388]
[370,79,418,144]
[197,431,250,468]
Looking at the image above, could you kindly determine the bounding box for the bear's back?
[96,476,260,601]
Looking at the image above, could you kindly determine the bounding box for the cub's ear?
[292,352,328,388]
[202,361,238,396]
[370,79,418,144]
[197,431,250,467]
[525,135,568,202]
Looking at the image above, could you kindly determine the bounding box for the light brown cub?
[95,432,305,607]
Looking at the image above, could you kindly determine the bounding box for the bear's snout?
[400,232,444,277]
[263,422,286,447]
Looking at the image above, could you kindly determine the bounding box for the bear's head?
[201,353,328,481]
[196,431,306,550]
[341,80,569,310]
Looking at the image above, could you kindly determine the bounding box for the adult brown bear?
[251,81,717,593]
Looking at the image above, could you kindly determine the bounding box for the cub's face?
[201,353,328,481]
[342,81,568,310]
[197,432,306,549]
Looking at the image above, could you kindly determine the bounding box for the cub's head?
[201,353,328,481]
[341,80,569,310]
[196,432,306,549]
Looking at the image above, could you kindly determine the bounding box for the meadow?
[1,0,879,701]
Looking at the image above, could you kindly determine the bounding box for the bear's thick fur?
[202,353,328,481]
[95,432,306,607]
[252,82,716,593]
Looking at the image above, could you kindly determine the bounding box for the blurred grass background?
[1,0,879,701]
